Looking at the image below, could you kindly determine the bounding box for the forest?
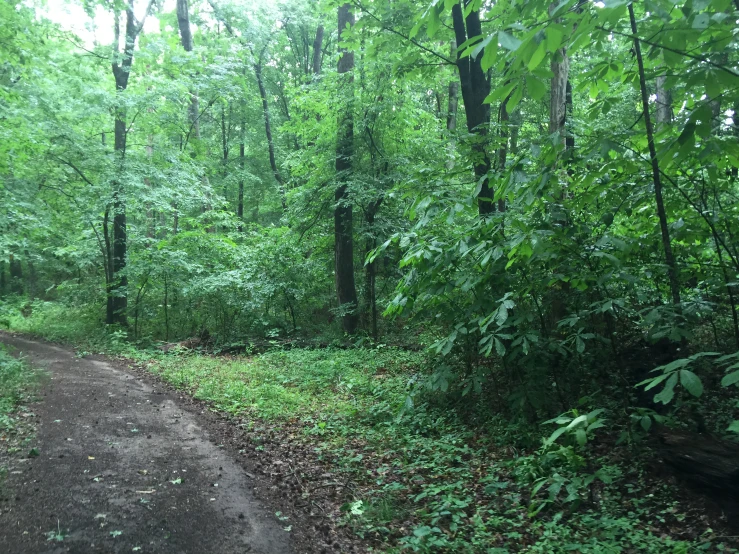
[1,0,739,551]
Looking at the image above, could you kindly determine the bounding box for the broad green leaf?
[498,31,522,51]
[679,370,703,397]
[528,42,547,72]
[525,75,546,101]
[653,373,678,405]
[721,370,739,387]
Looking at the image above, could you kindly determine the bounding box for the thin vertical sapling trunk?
[252,47,287,212]
[628,2,681,306]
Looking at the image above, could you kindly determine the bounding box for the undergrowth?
[0,343,41,486]
[1,301,735,552]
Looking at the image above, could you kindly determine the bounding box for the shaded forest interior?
[2,0,739,551]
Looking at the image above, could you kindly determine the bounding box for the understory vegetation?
[0,343,40,486]
[3,302,738,552]
[2,0,739,550]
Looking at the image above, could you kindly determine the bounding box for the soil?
[0,333,343,554]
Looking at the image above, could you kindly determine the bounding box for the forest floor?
[2,323,738,553]
[0,332,347,554]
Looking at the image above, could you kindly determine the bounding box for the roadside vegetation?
[0,339,41,487]
[2,301,736,553]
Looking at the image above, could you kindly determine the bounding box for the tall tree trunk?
[0,260,6,297]
[335,3,359,335]
[549,41,569,144]
[451,3,493,216]
[254,59,287,211]
[238,106,245,230]
[108,0,153,326]
[176,0,199,140]
[446,40,459,170]
[9,254,22,295]
[312,25,324,76]
[629,3,681,306]
[655,73,672,130]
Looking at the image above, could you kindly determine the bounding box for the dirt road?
[0,333,294,554]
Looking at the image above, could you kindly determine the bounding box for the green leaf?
[728,421,739,433]
[640,416,652,432]
[498,31,522,51]
[506,85,523,112]
[721,370,739,387]
[692,13,709,29]
[653,372,678,404]
[575,428,587,446]
[528,42,547,71]
[526,76,546,101]
[679,370,703,397]
[546,25,564,53]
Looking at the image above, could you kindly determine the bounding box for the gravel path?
[0,333,293,554]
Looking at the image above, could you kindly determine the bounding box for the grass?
[1,299,735,552]
[0,343,41,486]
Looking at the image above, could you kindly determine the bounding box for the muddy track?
[0,333,300,554]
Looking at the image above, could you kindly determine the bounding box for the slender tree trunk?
[365,199,381,341]
[335,3,359,334]
[254,60,287,211]
[446,40,459,170]
[238,112,245,230]
[451,3,493,216]
[629,3,681,306]
[111,107,129,326]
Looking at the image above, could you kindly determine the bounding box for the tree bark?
[9,254,22,295]
[629,3,681,306]
[451,3,492,216]
[446,40,459,170]
[254,59,287,212]
[176,0,199,139]
[335,3,359,335]
[655,73,672,129]
[108,0,153,326]
[312,25,324,76]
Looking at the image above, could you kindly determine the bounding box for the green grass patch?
[0,345,39,429]
[148,347,726,553]
[0,343,41,486]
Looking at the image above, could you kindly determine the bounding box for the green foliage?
[0,344,38,429]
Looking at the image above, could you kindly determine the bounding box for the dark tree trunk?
[254,59,287,212]
[312,25,324,76]
[0,260,6,297]
[9,255,22,294]
[335,3,359,335]
[446,40,459,170]
[629,4,681,306]
[451,3,492,216]
[108,0,153,326]
[176,0,199,139]
[365,199,382,341]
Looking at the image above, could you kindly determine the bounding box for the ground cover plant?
[2,0,739,551]
[0,343,41,486]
